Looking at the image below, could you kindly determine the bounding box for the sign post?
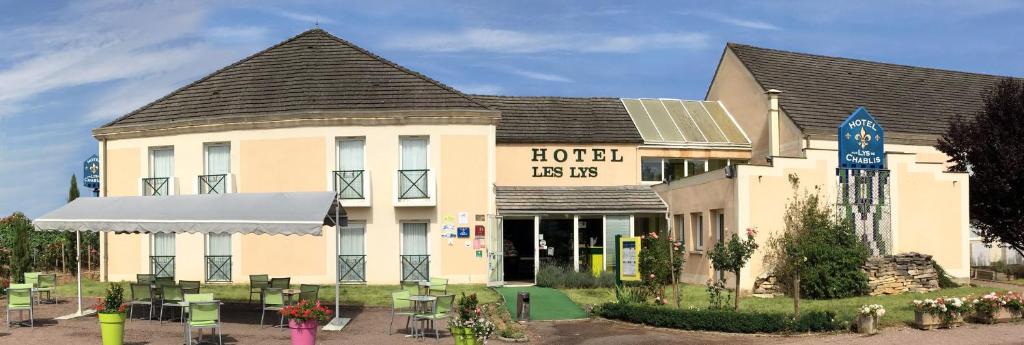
[614,235,642,300]
[837,107,891,256]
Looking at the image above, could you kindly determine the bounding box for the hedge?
[595,303,844,333]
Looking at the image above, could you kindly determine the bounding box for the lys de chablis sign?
[838,107,885,170]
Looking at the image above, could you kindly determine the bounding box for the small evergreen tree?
[3,213,33,283]
[68,174,80,203]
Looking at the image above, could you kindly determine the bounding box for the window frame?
[692,212,704,251]
[335,137,366,171]
[202,142,230,175]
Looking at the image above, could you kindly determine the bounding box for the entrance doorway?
[577,217,604,274]
[502,218,535,283]
[539,218,573,269]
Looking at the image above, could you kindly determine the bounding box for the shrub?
[765,183,869,300]
[595,303,843,333]
[535,265,615,289]
[2,213,33,283]
[933,262,960,288]
[615,284,652,305]
[705,279,731,310]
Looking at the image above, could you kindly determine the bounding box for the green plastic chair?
[388,290,415,335]
[248,274,269,304]
[128,283,154,321]
[414,294,454,339]
[401,282,419,296]
[428,277,449,295]
[269,277,290,289]
[6,284,34,328]
[181,293,214,330]
[186,301,222,345]
[179,280,201,295]
[137,274,155,285]
[160,285,185,324]
[23,272,41,287]
[36,273,57,303]
[298,284,319,303]
[156,276,175,286]
[260,288,285,327]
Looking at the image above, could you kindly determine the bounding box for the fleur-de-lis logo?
[854,127,872,149]
[88,162,99,174]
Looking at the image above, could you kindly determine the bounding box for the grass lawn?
[54,278,498,307]
[563,284,1013,327]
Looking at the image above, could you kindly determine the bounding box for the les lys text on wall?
[530,148,624,178]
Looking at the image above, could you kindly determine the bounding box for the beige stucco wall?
[706,48,803,164]
[101,123,496,284]
[655,147,971,291]
[655,170,737,284]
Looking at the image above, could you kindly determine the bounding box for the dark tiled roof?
[473,95,644,144]
[495,186,666,214]
[99,29,489,130]
[727,43,1011,139]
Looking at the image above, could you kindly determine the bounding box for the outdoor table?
[281,288,301,305]
[400,295,436,338]
[417,281,432,295]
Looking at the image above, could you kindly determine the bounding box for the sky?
[1,0,1022,218]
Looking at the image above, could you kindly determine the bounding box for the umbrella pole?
[77,229,82,315]
[323,196,349,331]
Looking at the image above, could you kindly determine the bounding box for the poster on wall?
[619,237,642,281]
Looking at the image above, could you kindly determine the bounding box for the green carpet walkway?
[495,286,588,321]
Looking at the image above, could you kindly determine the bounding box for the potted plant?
[95,284,127,345]
[856,304,885,334]
[912,297,969,330]
[279,300,332,345]
[450,293,495,345]
[973,291,1023,323]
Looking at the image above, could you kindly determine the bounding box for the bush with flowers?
[94,283,127,315]
[912,297,970,325]
[858,304,885,319]
[708,228,759,310]
[972,291,1023,322]
[637,231,685,305]
[451,293,495,343]
[279,299,333,323]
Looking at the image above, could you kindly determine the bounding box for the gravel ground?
[4,297,1024,344]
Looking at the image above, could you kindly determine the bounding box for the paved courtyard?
[3,298,1024,344]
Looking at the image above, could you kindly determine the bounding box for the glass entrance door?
[487,215,504,286]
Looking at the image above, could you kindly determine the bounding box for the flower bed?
[855,304,885,334]
[595,303,844,333]
[911,297,970,329]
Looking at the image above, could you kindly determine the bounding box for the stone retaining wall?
[864,252,940,295]
[752,252,941,297]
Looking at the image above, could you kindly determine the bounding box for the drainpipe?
[765,89,782,160]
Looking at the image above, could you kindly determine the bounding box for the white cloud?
[682,11,781,31]
[503,67,573,83]
[384,28,708,54]
[0,0,214,118]
[266,8,336,24]
[207,26,269,42]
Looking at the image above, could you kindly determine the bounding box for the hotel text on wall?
[530,148,625,178]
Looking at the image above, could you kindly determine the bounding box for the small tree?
[68,174,80,203]
[937,78,1024,256]
[708,228,758,310]
[3,213,33,283]
[765,176,869,314]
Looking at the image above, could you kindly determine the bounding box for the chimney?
[765,89,782,158]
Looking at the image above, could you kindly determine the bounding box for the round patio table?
[417,281,432,295]
[400,295,436,338]
[281,288,301,305]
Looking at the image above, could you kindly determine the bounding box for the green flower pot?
[98,312,126,345]
[451,326,482,345]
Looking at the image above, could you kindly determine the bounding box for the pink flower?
[649,232,659,239]
[649,273,656,279]
[746,227,757,237]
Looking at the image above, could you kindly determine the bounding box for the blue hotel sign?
[83,154,100,189]
[838,107,885,170]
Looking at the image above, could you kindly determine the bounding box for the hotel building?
[94,29,977,289]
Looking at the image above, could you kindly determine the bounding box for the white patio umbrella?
[32,191,347,328]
